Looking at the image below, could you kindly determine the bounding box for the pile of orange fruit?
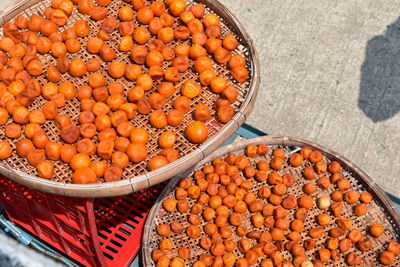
[0,0,249,183]
[152,145,400,266]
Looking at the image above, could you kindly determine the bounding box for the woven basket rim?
[141,134,400,266]
[0,0,261,197]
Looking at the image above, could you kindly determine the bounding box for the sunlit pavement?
[220,0,400,197]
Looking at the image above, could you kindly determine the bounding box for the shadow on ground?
[359,18,400,122]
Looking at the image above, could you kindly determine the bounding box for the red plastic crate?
[0,175,165,267]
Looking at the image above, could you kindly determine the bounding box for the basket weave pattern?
[0,0,259,197]
[143,135,400,266]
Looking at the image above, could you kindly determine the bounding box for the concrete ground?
[0,233,62,267]
[219,0,400,197]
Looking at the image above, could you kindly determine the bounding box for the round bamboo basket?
[142,135,400,266]
[0,0,260,197]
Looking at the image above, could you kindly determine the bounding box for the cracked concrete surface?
[218,0,400,197]
[0,0,398,197]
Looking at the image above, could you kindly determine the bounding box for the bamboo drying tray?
[0,0,260,197]
[142,135,400,266]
